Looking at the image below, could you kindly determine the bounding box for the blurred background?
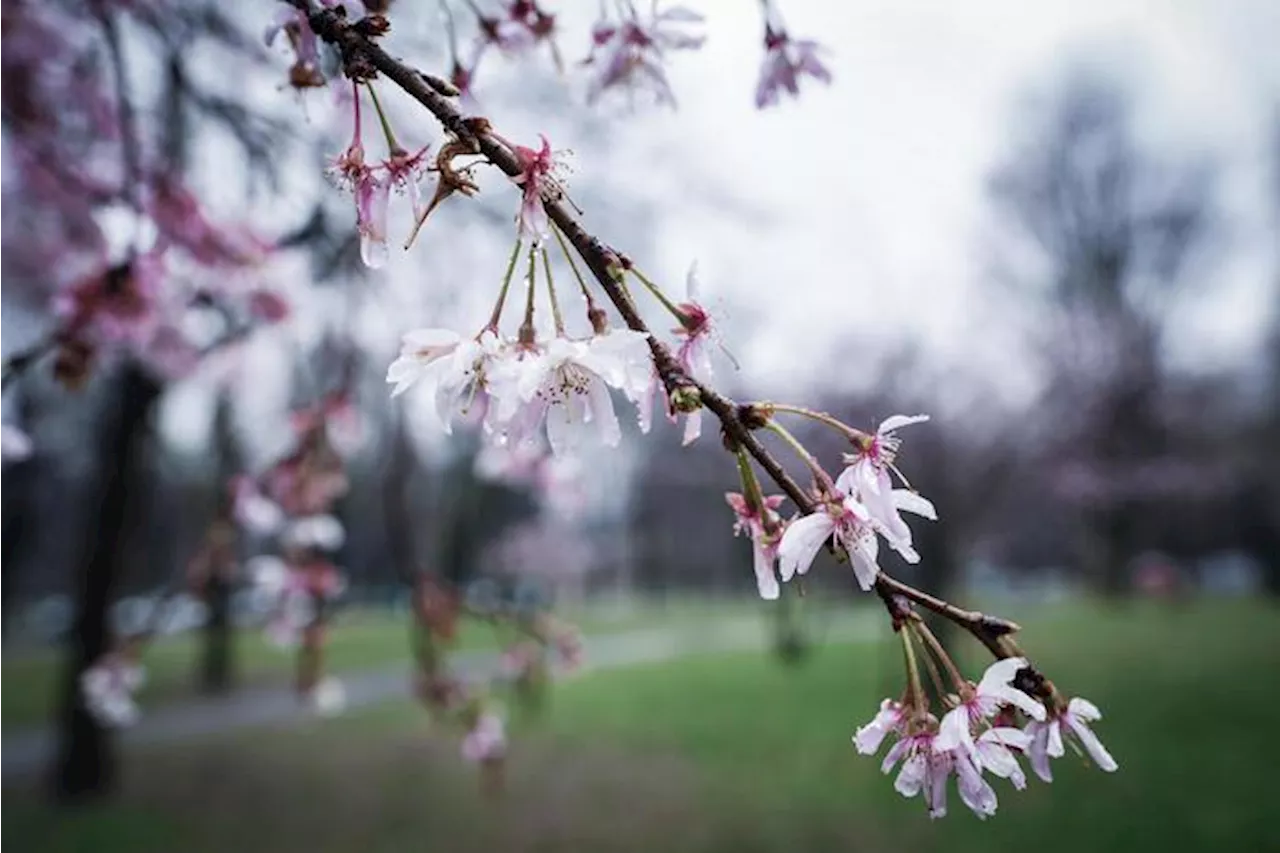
[2,0,1278,851]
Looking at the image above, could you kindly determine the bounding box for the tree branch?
[290,0,1022,658]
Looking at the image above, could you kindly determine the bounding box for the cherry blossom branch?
[289,0,1022,658]
[2,337,58,390]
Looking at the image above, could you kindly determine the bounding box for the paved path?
[2,616,877,779]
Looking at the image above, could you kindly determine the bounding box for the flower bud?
[669,384,701,414]
[587,306,609,335]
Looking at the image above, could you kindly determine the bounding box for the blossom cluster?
[265,0,827,112]
[726,415,937,600]
[230,395,353,712]
[855,657,1117,819]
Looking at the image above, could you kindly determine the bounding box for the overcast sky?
[31,0,1272,454]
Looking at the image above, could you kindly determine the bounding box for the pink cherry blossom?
[755,23,832,109]
[1025,696,1118,782]
[583,4,705,108]
[853,698,908,755]
[354,168,392,269]
[974,727,1031,790]
[382,143,432,220]
[777,494,881,590]
[511,134,558,241]
[834,414,936,559]
[880,730,952,819]
[725,491,786,599]
[935,657,1046,759]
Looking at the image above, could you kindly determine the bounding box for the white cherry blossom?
[777,495,881,590]
[488,331,651,456]
[936,657,1046,758]
[853,698,908,755]
[835,414,935,558]
[1026,696,1118,782]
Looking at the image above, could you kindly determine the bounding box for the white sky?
[526,0,1279,400]
[54,0,1278,452]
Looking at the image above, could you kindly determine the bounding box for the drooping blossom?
[974,727,1031,790]
[582,4,705,108]
[875,722,1002,820]
[633,265,723,445]
[264,1,366,89]
[488,330,652,457]
[935,657,1046,759]
[754,22,831,109]
[853,698,908,755]
[1,424,34,463]
[81,654,146,728]
[382,143,433,222]
[387,328,507,432]
[355,169,392,269]
[880,729,952,819]
[461,711,507,763]
[1025,696,1118,783]
[777,493,881,590]
[725,491,787,600]
[510,134,565,242]
[835,414,935,559]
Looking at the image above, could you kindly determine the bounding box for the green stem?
[913,618,968,693]
[541,247,565,336]
[762,402,861,440]
[629,267,686,323]
[764,421,832,488]
[519,244,538,342]
[901,627,926,716]
[552,222,594,305]
[366,82,401,153]
[485,238,523,333]
[735,450,765,512]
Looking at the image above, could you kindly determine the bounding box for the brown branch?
[291,1,1023,659]
[92,1,144,217]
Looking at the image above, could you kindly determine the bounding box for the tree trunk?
[2,386,38,636]
[51,363,161,803]
[199,393,240,694]
[200,575,233,693]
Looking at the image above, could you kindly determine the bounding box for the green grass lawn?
[5,598,1276,853]
[1,596,777,731]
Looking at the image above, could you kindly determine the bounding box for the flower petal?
[776,513,833,582]
[878,413,929,435]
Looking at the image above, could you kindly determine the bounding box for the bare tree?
[988,72,1218,595]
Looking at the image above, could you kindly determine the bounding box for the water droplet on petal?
[361,235,389,269]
